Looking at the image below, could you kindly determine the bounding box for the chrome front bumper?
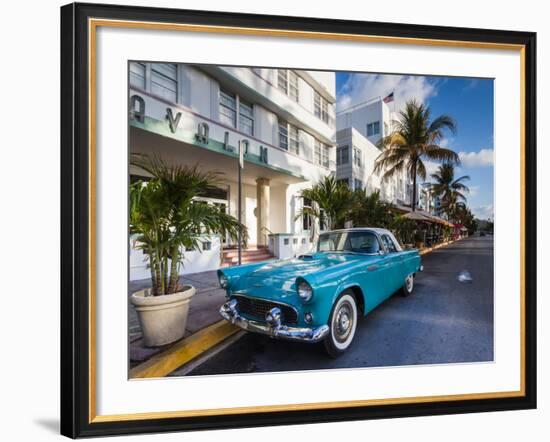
[219,299,329,343]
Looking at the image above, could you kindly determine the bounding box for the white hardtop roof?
[323,227,392,234]
[320,228,402,251]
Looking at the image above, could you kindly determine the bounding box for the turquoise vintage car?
[219,228,423,356]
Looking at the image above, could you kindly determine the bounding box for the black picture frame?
[60,2,537,438]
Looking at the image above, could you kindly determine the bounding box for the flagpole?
[237,140,243,266]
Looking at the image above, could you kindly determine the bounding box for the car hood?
[232,252,367,301]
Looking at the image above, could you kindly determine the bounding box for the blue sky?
[336,72,494,220]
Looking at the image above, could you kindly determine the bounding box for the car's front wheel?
[401,273,414,297]
[324,290,358,358]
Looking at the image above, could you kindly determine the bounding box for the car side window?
[382,234,397,253]
[348,232,381,253]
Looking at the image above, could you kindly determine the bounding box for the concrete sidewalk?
[129,270,227,364]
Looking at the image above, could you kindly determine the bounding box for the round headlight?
[219,273,229,289]
[297,280,313,302]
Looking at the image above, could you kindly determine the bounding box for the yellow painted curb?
[419,239,458,256]
[130,320,239,379]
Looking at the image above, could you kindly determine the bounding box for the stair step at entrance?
[223,254,273,262]
[222,249,270,258]
[220,246,274,267]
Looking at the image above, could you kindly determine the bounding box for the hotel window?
[353,147,362,168]
[314,139,329,168]
[302,197,313,231]
[277,69,288,94]
[337,145,349,165]
[151,63,177,102]
[314,92,330,124]
[288,124,300,154]
[367,121,381,137]
[322,144,329,168]
[129,62,146,89]
[278,120,299,154]
[277,70,299,102]
[219,89,237,127]
[314,140,321,165]
[354,179,363,190]
[278,119,289,150]
[239,99,254,136]
[288,71,299,102]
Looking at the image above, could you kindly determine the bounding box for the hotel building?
[335,98,415,206]
[419,182,442,215]
[129,63,337,279]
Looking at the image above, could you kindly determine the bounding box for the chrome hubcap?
[334,301,354,343]
[406,275,414,292]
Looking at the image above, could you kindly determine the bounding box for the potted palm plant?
[129,155,246,347]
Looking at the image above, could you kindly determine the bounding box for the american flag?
[383,92,394,103]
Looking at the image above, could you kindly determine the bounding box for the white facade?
[419,183,442,215]
[336,99,413,205]
[129,63,337,278]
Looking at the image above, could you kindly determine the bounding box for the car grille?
[232,295,298,325]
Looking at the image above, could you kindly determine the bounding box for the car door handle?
[367,264,379,271]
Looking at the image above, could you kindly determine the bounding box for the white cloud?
[462,79,479,91]
[458,148,494,167]
[472,204,494,220]
[337,73,437,113]
[439,137,454,149]
[421,160,440,182]
[468,185,479,197]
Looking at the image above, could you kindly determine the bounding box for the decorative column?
[256,178,270,247]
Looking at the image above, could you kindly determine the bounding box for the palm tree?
[130,154,247,295]
[349,189,394,228]
[374,99,459,211]
[445,195,467,223]
[448,203,477,234]
[295,175,354,232]
[430,162,470,217]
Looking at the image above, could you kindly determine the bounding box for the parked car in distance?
[219,228,423,357]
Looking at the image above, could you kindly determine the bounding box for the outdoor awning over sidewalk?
[403,211,433,222]
[395,204,454,227]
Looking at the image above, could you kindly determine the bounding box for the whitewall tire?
[401,273,414,297]
[324,290,358,358]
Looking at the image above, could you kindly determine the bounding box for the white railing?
[129,234,222,281]
[268,233,315,259]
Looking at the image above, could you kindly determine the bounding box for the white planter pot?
[130,285,196,347]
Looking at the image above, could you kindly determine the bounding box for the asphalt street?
[173,236,494,377]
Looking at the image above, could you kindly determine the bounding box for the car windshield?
[317,231,381,254]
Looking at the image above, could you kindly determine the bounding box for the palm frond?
[130,155,247,294]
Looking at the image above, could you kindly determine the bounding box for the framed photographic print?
[60,2,537,438]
